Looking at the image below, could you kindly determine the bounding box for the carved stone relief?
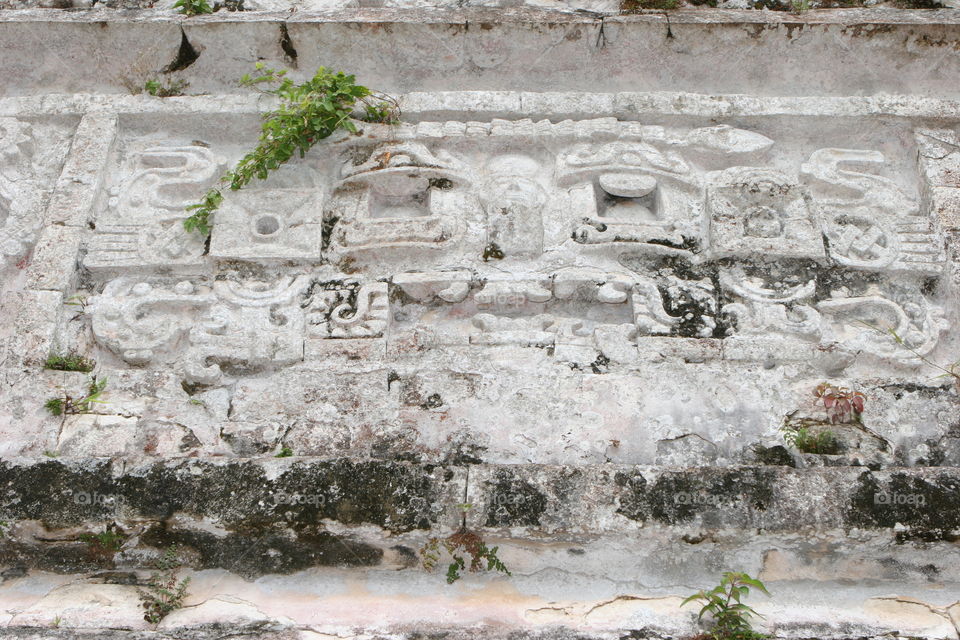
[325,142,469,255]
[479,154,547,257]
[802,148,943,276]
[87,145,224,270]
[91,275,388,385]
[84,120,949,384]
[210,164,325,260]
[917,128,960,231]
[719,268,821,340]
[708,167,823,259]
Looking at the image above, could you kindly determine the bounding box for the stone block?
[25,224,81,291]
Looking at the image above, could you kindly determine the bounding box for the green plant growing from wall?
[44,377,107,417]
[781,425,841,455]
[144,78,189,98]
[183,64,398,235]
[139,545,191,624]
[683,571,771,640]
[174,0,213,15]
[80,530,126,552]
[814,382,865,424]
[420,503,511,584]
[44,351,95,373]
[80,528,127,562]
[275,445,294,458]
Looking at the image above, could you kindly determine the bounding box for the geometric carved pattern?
[91,276,388,385]
[85,119,950,383]
[86,145,224,271]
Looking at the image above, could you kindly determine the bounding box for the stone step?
[1,460,958,582]
[0,9,959,97]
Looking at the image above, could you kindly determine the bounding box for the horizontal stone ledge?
[2,10,960,97]
[2,92,960,119]
[2,459,958,535]
[0,626,643,640]
[0,625,679,640]
[3,459,960,580]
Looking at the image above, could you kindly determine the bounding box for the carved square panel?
[707,167,824,259]
[209,189,324,260]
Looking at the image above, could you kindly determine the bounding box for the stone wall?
[1,6,960,639]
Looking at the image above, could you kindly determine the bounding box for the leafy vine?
[183,64,398,235]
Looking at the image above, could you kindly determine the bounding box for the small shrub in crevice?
[174,0,213,15]
[781,425,841,455]
[44,376,107,417]
[144,78,189,98]
[139,545,191,625]
[275,445,293,458]
[44,352,95,373]
[80,528,127,562]
[419,504,511,584]
[683,571,771,640]
[183,64,398,235]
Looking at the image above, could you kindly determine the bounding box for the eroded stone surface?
[2,7,960,635]
[0,111,949,469]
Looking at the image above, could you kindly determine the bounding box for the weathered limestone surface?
[4,9,960,96]
[2,5,960,639]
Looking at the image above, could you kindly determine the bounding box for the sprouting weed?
[183,64,398,235]
[682,571,771,640]
[44,376,108,417]
[419,505,510,584]
[139,545,191,624]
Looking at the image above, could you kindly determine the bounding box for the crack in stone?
[164,28,201,74]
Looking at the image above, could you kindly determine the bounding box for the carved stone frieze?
[77,119,951,380]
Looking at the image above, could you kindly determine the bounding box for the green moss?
[621,0,679,10]
[847,471,960,538]
[616,468,778,525]
[141,526,381,579]
[483,470,548,527]
[753,444,796,467]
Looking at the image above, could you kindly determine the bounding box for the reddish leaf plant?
[814,383,865,424]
